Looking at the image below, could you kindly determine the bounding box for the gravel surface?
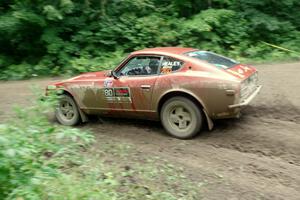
[1,62,299,200]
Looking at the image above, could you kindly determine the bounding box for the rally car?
[46,47,262,139]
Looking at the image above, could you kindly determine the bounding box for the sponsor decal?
[103,87,131,102]
[162,61,181,67]
[114,88,130,97]
[238,68,244,74]
[104,79,113,87]
[228,69,245,78]
[160,66,172,74]
[240,66,251,72]
[160,60,182,74]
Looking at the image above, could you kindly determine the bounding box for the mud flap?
[203,109,214,131]
[79,109,89,123]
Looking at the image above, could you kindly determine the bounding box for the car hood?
[48,70,110,87]
[68,70,111,81]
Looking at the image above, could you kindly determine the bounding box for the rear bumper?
[228,85,262,108]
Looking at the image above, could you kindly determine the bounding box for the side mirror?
[106,70,120,79]
[106,70,112,77]
[106,70,119,79]
[111,71,119,79]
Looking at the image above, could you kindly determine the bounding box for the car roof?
[131,47,197,55]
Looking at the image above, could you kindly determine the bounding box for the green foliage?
[0,91,202,199]
[0,93,94,199]
[67,50,126,74]
[0,0,300,80]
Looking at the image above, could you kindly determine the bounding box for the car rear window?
[185,51,239,69]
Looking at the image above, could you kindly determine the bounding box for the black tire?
[160,96,203,139]
[55,94,80,126]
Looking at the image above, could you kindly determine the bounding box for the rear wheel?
[55,94,80,126]
[160,97,203,139]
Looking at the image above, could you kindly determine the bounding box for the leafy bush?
[67,49,126,74]
[0,0,300,80]
[0,91,202,199]
[0,93,94,199]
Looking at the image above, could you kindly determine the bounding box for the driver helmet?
[147,59,160,74]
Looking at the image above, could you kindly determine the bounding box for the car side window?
[160,56,184,74]
[117,56,161,76]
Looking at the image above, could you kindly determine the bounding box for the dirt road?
[1,62,300,199]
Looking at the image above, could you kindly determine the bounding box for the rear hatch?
[226,64,256,80]
[185,51,259,100]
[226,64,258,101]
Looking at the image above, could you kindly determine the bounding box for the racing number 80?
[104,88,113,97]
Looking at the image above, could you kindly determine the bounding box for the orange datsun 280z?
[46,47,262,139]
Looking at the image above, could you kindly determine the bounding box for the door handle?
[141,85,151,89]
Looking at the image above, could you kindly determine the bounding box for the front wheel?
[55,94,80,126]
[160,97,203,139]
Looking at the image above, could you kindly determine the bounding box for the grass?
[0,91,206,200]
[62,139,205,200]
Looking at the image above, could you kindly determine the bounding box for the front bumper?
[228,85,262,108]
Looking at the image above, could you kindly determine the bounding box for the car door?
[105,55,162,116]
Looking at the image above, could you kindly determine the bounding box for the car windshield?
[185,51,239,69]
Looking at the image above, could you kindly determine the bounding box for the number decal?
[104,88,113,97]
